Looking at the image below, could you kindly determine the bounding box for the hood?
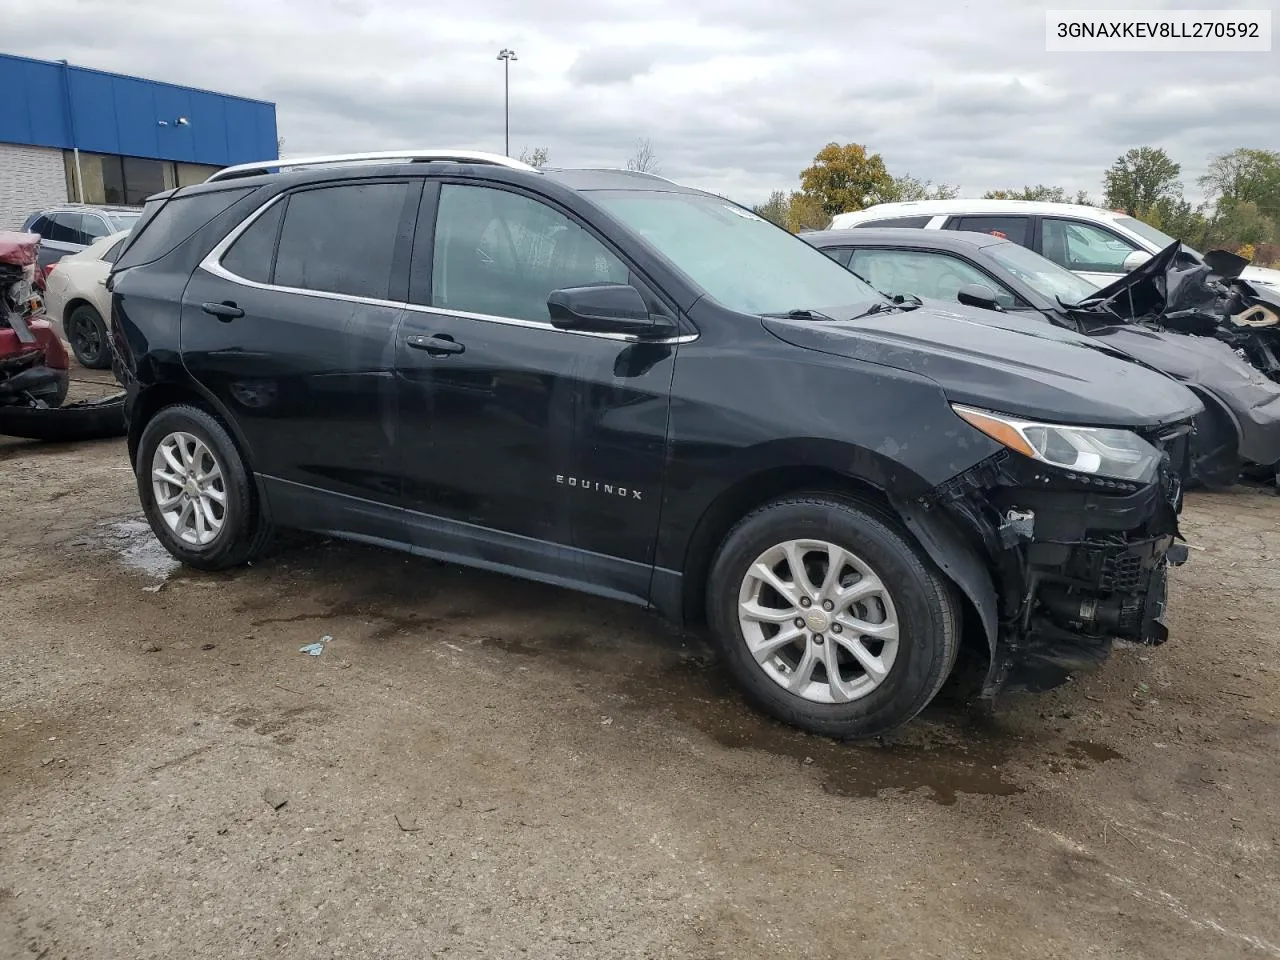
[761,303,1202,429]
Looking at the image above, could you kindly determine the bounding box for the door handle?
[406,334,464,356]
[202,301,244,321]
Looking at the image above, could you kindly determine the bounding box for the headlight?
[952,404,1160,482]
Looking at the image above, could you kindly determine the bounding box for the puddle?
[72,518,181,581]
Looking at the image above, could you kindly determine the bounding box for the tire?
[136,404,271,570]
[0,392,125,442]
[707,494,959,739]
[66,304,111,369]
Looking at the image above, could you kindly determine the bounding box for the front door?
[181,179,419,504]
[394,181,676,597]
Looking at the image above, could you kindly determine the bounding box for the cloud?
[0,0,1269,205]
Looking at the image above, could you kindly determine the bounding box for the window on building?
[273,183,410,300]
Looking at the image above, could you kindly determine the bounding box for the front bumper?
[928,422,1191,695]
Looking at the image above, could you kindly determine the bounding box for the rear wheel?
[707,494,959,739]
[136,405,271,569]
[66,304,110,369]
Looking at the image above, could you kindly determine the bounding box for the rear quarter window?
[114,187,254,271]
[854,216,933,228]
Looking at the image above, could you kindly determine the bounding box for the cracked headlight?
[952,404,1160,482]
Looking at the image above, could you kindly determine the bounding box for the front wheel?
[707,494,959,739]
[136,405,271,570]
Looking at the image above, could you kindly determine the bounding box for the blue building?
[0,53,277,228]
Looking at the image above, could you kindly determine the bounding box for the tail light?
[44,263,56,279]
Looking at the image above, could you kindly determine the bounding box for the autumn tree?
[1103,147,1182,216]
[626,138,660,174]
[785,192,831,233]
[518,146,550,169]
[796,143,895,217]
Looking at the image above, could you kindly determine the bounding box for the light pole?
[497,48,517,157]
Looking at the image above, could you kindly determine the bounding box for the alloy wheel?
[151,431,227,546]
[737,538,900,704]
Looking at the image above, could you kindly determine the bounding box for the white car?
[830,199,1280,290]
[43,230,131,369]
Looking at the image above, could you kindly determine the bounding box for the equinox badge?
[556,475,642,500]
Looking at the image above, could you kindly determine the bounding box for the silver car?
[21,204,142,272]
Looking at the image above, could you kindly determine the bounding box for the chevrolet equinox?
[108,150,1201,738]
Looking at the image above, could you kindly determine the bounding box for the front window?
[983,240,1100,303]
[847,247,1019,308]
[594,190,884,317]
[1041,219,1137,273]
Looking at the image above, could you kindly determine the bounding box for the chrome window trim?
[199,192,698,346]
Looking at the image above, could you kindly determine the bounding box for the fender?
[891,495,998,660]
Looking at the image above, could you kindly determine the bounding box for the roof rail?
[206,149,538,183]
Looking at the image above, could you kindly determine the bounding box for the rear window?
[854,216,933,228]
[114,187,253,271]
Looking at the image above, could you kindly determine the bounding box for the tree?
[889,174,959,202]
[1073,189,1096,206]
[626,138,660,174]
[1198,148,1280,208]
[796,142,895,217]
[1103,147,1182,216]
[982,184,1069,202]
[518,146,550,169]
[1206,200,1276,248]
[752,190,790,228]
[785,192,831,233]
[1138,197,1209,249]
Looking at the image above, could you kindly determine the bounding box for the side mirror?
[956,283,1002,311]
[547,284,674,338]
[1122,250,1153,272]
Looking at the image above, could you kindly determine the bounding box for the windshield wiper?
[761,308,836,321]
[848,297,922,320]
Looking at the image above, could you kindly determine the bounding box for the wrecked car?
[0,230,126,442]
[110,151,1201,738]
[804,228,1280,489]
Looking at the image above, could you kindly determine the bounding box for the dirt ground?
[2,369,1279,959]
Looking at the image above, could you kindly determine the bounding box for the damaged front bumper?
[898,421,1192,696]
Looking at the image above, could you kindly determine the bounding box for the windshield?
[984,240,1100,304]
[594,190,885,317]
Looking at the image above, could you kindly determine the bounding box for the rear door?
[181,178,418,505]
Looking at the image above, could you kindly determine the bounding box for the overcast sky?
[3,0,1275,205]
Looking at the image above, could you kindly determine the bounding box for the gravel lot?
[2,374,1279,959]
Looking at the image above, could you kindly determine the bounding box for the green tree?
[1206,201,1277,248]
[982,184,1069,202]
[1073,190,1096,206]
[518,146,550,169]
[1198,148,1280,210]
[1103,147,1182,216]
[888,174,959,202]
[1137,197,1209,249]
[752,190,790,228]
[797,143,895,217]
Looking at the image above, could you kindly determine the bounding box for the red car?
[1,230,123,441]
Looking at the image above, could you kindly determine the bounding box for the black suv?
[108,151,1201,738]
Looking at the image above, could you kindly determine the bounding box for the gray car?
[21,205,142,272]
[804,227,1280,488]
